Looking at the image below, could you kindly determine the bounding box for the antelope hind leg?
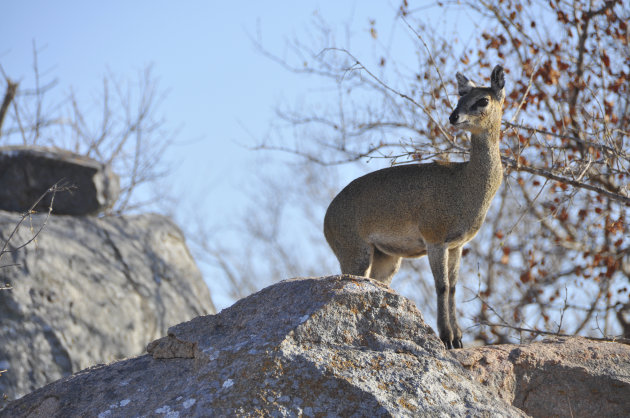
[338,242,373,278]
[369,248,402,285]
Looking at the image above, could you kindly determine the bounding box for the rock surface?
[0,210,215,403]
[0,146,119,215]
[1,276,525,417]
[452,337,630,418]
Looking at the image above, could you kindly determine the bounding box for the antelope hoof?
[442,337,454,350]
[441,337,463,350]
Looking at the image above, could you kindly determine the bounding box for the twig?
[479,321,630,345]
[502,156,630,205]
[251,142,399,166]
[399,16,453,109]
[557,285,569,334]
[321,47,455,145]
[504,121,626,158]
[505,177,550,238]
[0,181,72,264]
[509,57,540,123]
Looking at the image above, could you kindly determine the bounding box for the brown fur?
[324,65,506,349]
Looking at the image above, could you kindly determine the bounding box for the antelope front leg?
[447,246,463,348]
[427,244,453,349]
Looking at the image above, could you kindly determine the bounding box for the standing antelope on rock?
[324,65,505,349]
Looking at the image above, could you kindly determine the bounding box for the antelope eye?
[475,98,489,107]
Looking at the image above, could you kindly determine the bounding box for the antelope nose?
[449,111,459,125]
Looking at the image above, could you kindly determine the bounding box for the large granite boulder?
[452,337,630,417]
[0,146,119,215]
[0,210,215,403]
[1,276,525,417]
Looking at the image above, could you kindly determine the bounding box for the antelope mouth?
[450,119,469,128]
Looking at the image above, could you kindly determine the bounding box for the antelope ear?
[456,72,476,96]
[491,65,505,101]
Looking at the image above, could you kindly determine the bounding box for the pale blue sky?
[2,1,423,215]
[3,1,476,308]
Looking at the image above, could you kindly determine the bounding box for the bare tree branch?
[0,181,73,267]
[0,77,18,136]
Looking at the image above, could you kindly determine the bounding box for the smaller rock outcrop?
[0,210,215,403]
[1,276,525,417]
[0,146,119,215]
[452,337,630,417]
